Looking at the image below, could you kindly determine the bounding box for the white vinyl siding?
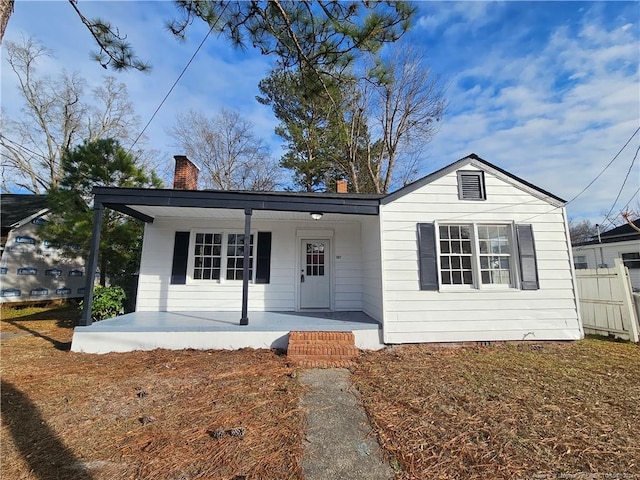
[136,215,365,312]
[572,240,640,291]
[380,163,581,344]
[360,216,383,322]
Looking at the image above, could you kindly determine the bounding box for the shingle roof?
[0,194,48,228]
[573,219,640,246]
[600,219,640,239]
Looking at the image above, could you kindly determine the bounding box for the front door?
[300,240,331,309]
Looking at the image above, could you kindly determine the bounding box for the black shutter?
[516,224,539,290]
[170,232,190,285]
[417,223,438,291]
[255,232,272,284]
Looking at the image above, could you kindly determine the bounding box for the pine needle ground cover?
[352,341,640,479]
[1,305,304,480]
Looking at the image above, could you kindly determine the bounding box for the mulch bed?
[1,305,305,480]
[352,340,640,479]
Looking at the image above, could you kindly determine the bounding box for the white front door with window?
[300,239,331,308]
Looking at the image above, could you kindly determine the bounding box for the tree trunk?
[0,0,14,44]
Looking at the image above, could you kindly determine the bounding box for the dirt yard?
[1,304,305,480]
[2,304,640,480]
[352,340,640,480]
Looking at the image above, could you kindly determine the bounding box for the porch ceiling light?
[311,212,323,221]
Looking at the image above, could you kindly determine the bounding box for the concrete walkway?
[300,369,393,480]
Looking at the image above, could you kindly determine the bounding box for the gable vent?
[457,171,486,200]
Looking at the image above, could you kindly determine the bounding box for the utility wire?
[600,144,640,228]
[521,126,640,223]
[564,126,639,207]
[126,5,229,156]
[620,185,640,213]
[0,134,49,161]
[126,25,215,155]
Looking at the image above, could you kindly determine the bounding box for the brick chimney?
[336,179,348,193]
[173,155,199,190]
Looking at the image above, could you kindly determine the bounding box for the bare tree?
[333,45,447,193]
[168,108,281,191]
[568,218,598,244]
[1,37,144,193]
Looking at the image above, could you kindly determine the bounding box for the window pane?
[439,225,474,287]
[481,271,490,284]
[193,232,224,281]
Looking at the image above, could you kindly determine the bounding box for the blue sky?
[2,1,639,226]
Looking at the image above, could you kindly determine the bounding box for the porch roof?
[92,187,383,223]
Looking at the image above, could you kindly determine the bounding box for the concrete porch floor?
[71,311,384,354]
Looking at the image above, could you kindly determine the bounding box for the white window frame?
[620,251,640,270]
[187,230,257,283]
[574,255,589,270]
[435,221,519,290]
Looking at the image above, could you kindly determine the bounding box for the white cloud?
[424,6,639,221]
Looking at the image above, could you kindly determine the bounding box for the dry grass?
[4,304,640,479]
[1,304,305,480]
[352,341,640,479]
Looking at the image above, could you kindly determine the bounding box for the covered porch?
[71,310,384,354]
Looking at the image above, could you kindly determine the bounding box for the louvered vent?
[457,171,485,200]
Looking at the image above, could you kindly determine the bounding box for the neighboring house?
[572,220,640,291]
[0,194,86,303]
[73,153,582,352]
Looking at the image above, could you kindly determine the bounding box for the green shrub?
[82,285,126,321]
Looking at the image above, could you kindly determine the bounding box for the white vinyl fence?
[575,258,640,342]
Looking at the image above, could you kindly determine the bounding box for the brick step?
[287,331,359,368]
[287,344,359,358]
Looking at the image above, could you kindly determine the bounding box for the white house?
[572,220,640,291]
[71,154,582,353]
[1,194,86,303]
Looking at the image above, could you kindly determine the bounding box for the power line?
[600,144,640,227]
[521,126,640,223]
[564,126,639,207]
[621,185,640,213]
[0,134,49,161]
[126,7,228,155]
